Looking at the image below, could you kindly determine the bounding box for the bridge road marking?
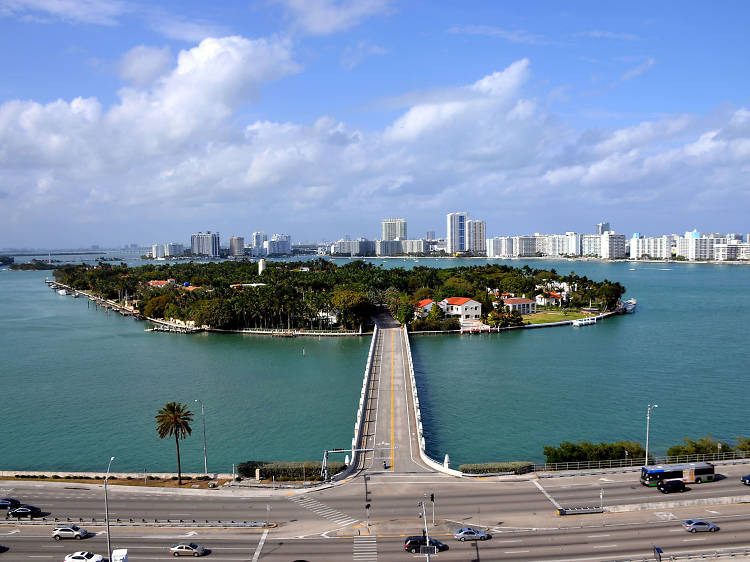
[251,528,268,562]
[353,535,378,561]
[534,480,562,510]
[391,329,396,472]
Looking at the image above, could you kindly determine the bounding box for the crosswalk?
[353,535,377,561]
[288,495,358,526]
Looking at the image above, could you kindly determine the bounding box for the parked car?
[169,543,207,556]
[683,519,720,533]
[0,498,20,510]
[53,525,89,540]
[63,552,104,562]
[657,480,686,494]
[741,474,750,486]
[6,505,41,519]
[403,536,449,553]
[454,527,492,541]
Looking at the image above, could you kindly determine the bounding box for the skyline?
[2,1,750,247]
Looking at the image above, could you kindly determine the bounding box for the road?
[4,463,750,559]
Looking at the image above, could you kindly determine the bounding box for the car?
[454,526,492,541]
[53,525,89,540]
[683,519,720,533]
[0,498,20,510]
[6,505,41,519]
[403,536,449,553]
[657,480,686,494]
[169,543,207,556]
[741,474,750,486]
[63,552,104,562]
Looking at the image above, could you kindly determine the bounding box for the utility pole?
[418,499,431,561]
[430,493,435,526]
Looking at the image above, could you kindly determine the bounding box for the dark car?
[0,498,20,510]
[403,536,449,553]
[741,475,750,486]
[657,480,686,494]
[6,505,42,519]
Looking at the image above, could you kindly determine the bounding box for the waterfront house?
[147,280,171,288]
[536,291,562,307]
[439,297,482,325]
[415,298,436,318]
[503,297,537,315]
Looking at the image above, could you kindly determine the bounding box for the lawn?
[523,309,589,325]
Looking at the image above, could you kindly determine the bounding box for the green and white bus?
[640,462,715,486]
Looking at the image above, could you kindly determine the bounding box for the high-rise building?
[229,236,245,257]
[630,235,671,260]
[165,243,184,257]
[426,230,435,241]
[596,222,611,235]
[446,212,468,254]
[486,236,514,258]
[466,220,486,254]
[381,218,407,241]
[191,231,220,257]
[600,231,627,259]
[151,244,165,259]
[264,233,291,255]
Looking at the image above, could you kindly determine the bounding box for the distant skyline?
[1,1,749,247]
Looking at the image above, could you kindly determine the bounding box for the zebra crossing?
[353,535,377,561]
[288,494,358,526]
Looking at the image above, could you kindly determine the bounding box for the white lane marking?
[593,544,618,549]
[587,534,610,537]
[534,479,562,509]
[683,537,707,541]
[505,550,530,554]
[251,528,268,562]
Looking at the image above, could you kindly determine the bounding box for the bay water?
[1,257,749,470]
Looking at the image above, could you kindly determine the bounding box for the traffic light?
[430,493,434,502]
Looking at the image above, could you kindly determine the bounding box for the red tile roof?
[147,280,169,287]
[549,291,562,298]
[444,297,472,305]
[417,299,434,308]
[504,297,535,304]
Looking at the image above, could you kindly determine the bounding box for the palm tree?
[155,402,193,485]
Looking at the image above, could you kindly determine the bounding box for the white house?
[535,291,562,307]
[503,297,537,315]
[440,297,482,324]
[415,298,436,319]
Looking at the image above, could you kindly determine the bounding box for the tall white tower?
[446,212,469,254]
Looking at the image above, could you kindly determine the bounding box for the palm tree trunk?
[175,434,182,486]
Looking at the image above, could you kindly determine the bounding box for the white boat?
[572,317,597,327]
[623,298,637,313]
[57,288,68,296]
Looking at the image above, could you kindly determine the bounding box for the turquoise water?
[2,258,749,470]
[0,269,367,472]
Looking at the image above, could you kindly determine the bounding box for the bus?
[640,462,715,486]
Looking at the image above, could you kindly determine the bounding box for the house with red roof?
[536,291,563,307]
[439,296,482,325]
[503,297,537,315]
[415,298,436,318]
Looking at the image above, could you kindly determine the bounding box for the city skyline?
[2,1,750,247]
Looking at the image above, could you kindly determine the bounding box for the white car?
[53,524,89,540]
[169,542,207,556]
[64,552,104,562]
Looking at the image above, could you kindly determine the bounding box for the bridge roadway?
[356,313,432,476]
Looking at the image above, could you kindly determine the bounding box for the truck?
[111,549,128,562]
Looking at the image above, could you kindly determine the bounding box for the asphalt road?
[4,464,750,560]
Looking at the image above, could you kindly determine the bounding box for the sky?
[1,0,749,248]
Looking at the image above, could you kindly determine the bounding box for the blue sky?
[1,0,749,248]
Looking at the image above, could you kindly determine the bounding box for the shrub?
[237,460,346,480]
[543,440,644,464]
[459,462,534,475]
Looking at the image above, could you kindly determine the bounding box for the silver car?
[454,526,491,541]
[53,525,89,540]
[169,542,207,556]
[683,519,719,533]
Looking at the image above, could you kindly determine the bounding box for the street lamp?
[195,399,207,474]
[645,404,658,466]
[104,456,115,562]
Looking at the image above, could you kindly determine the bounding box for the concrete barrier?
[347,325,379,473]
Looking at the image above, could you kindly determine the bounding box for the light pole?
[104,456,115,562]
[195,399,207,474]
[645,404,658,466]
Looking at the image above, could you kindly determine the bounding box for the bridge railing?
[534,450,750,473]
[350,325,379,470]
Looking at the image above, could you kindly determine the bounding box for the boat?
[623,298,637,313]
[57,289,69,296]
[572,317,597,327]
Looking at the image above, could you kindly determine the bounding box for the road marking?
[533,480,561,509]
[354,535,378,561]
[251,528,268,562]
[505,550,530,554]
[289,495,358,526]
[587,534,610,537]
[593,544,618,548]
[683,537,707,541]
[391,330,396,472]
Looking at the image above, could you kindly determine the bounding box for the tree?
[155,402,193,485]
[396,303,415,325]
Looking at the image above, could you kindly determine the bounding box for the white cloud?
[119,45,172,87]
[448,24,550,45]
[276,0,390,35]
[148,15,229,42]
[2,53,750,245]
[622,57,656,81]
[575,30,640,41]
[340,40,387,70]
[0,0,128,25]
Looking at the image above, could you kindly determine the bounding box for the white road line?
[251,528,268,562]
[683,537,707,541]
[593,544,618,549]
[534,479,562,509]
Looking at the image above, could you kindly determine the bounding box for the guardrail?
[0,518,276,528]
[349,325,379,471]
[402,326,462,477]
[534,451,750,473]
